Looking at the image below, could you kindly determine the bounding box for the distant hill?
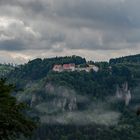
[109,54,140,80]
[109,54,140,64]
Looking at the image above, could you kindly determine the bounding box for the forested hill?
[2,54,140,140]
[109,54,140,64]
[7,54,140,82]
[8,56,86,80]
[109,54,140,80]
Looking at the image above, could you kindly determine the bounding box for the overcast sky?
[0,0,140,64]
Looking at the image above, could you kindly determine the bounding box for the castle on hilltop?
[52,63,99,72]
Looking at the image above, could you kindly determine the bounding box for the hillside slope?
[4,54,140,140]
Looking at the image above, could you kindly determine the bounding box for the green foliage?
[8,56,86,81]
[109,54,140,64]
[46,64,132,99]
[109,54,140,86]
[0,64,14,77]
[3,54,140,140]
[95,61,109,70]
[0,79,36,140]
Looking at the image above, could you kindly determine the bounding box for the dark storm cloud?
[0,0,140,54]
[51,0,129,26]
[0,40,24,51]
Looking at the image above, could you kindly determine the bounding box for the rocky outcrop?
[116,82,131,106]
[52,97,77,111]
[45,83,78,111]
[30,94,43,108]
[68,97,77,111]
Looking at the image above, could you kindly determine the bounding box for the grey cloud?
[51,0,129,26]
[0,40,24,51]
[0,0,140,62]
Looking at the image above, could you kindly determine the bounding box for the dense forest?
[110,54,140,64]
[8,56,86,81]
[1,54,140,140]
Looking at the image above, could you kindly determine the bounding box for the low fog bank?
[40,107,121,126]
[17,81,140,126]
[16,83,122,126]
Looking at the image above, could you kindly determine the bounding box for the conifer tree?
[0,79,36,140]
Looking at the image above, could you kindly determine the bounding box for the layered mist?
[16,82,123,126]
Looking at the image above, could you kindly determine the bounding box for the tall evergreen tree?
[0,79,36,140]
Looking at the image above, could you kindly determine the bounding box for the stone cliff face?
[52,97,77,111]
[30,94,43,108]
[20,81,132,112]
[25,83,78,112]
[116,82,131,106]
[45,83,78,111]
